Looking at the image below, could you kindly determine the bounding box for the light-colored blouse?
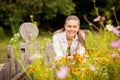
[52,31,85,57]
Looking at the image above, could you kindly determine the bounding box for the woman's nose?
[70,26,74,30]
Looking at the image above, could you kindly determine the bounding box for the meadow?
[0,0,120,79]
[2,28,119,80]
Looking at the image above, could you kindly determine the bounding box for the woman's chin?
[69,35,75,38]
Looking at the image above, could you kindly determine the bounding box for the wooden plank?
[0,63,5,80]
[20,42,40,65]
[7,45,16,78]
[35,42,40,54]
[0,63,4,71]
[0,71,3,80]
[20,42,28,65]
[44,41,55,64]
[10,71,27,80]
[2,63,9,80]
[15,59,21,74]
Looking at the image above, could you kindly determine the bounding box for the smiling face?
[64,20,80,40]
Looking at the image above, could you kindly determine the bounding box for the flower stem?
[84,15,102,33]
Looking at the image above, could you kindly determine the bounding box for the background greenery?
[0,0,120,34]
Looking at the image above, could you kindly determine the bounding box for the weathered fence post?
[2,63,9,80]
[44,41,55,65]
[19,22,40,65]
[7,45,16,78]
[0,64,4,80]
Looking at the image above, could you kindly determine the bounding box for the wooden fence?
[0,22,54,80]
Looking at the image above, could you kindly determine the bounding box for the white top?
[52,31,85,57]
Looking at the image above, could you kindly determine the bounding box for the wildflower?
[101,16,106,20]
[30,15,34,19]
[90,65,96,71]
[106,24,114,31]
[27,65,38,73]
[28,54,41,61]
[110,40,120,48]
[94,55,101,61]
[74,53,85,63]
[93,16,101,22]
[111,52,118,58]
[56,66,70,79]
[71,67,80,74]
[111,27,120,36]
[81,68,88,76]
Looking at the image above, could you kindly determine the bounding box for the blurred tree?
[0,0,75,34]
[0,0,120,34]
[88,0,120,26]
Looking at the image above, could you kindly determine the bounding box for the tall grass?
[8,29,119,80]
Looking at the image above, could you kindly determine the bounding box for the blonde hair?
[65,15,80,25]
[53,15,86,47]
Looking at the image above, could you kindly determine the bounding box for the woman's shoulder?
[53,31,65,37]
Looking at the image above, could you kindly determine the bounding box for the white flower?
[78,47,85,55]
[111,53,118,58]
[106,24,114,31]
[90,65,96,71]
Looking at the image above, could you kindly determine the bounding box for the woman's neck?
[66,35,75,41]
[67,37,74,48]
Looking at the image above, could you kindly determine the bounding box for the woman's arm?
[52,34,63,57]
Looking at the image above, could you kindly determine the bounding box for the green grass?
[0,30,119,63]
[0,39,10,63]
[0,32,53,63]
[1,30,119,79]
[86,30,118,49]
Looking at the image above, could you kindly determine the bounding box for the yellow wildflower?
[71,67,80,74]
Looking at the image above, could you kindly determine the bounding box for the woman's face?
[64,20,80,39]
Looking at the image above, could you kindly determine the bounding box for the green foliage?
[0,26,5,40]
[86,30,118,49]
[0,0,75,34]
[10,30,119,80]
[43,0,75,19]
[10,33,20,45]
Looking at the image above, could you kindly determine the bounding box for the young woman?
[52,15,86,57]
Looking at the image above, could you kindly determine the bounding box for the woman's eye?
[73,26,77,28]
[67,25,77,28]
[68,25,71,27]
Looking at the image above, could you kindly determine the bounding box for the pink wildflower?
[93,16,101,22]
[101,16,106,20]
[56,66,70,79]
[111,27,120,36]
[110,40,120,48]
